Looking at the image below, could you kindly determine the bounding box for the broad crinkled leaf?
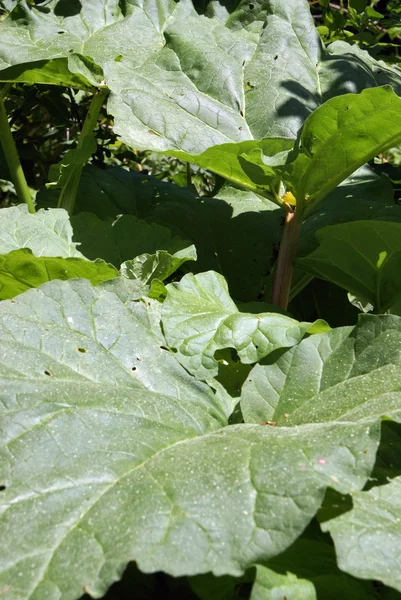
[0,248,117,300]
[323,41,401,100]
[0,0,179,78]
[2,1,401,155]
[162,271,323,379]
[241,314,401,426]
[296,219,401,313]
[0,205,84,257]
[71,212,193,268]
[322,476,401,593]
[250,565,316,600]
[0,279,380,599]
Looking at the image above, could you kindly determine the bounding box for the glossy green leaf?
[168,138,294,196]
[0,248,117,300]
[0,205,84,257]
[162,271,325,379]
[296,220,401,312]
[297,86,401,215]
[322,476,401,592]
[298,164,396,257]
[250,565,316,600]
[241,314,401,426]
[0,58,92,89]
[0,279,379,599]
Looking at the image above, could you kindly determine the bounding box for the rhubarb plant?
[1,1,401,599]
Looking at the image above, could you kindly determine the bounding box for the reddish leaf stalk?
[271,208,302,311]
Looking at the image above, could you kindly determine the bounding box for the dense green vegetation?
[1,0,401,598]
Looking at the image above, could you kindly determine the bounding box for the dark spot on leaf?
[137,357,142,362]
[57,31,65,34]
[0,485,5,491]
[274,55,278,60]
[44,370,52,376]
[345,106,349,111]
[77,347,86,353]
[240,109,244,117]
[239,126,243,131]
[160,346,169,351]
[131,366,137,371]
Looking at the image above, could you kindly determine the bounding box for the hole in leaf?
[160,346,169,351]
[44,370,52,376]
[274,55,278,60]
[0,485,5,491]
[77,348,86,353]
[137,357,142,362]
[249,3,254,8]
[131,366,137,371]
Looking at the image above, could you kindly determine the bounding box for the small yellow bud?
[281,191,296,206]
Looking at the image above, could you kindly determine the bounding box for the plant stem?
[0,85,35,213]
[271,209,302,311]
[58,87,108,214]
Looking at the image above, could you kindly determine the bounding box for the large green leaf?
[322,476,401,593]
[0,279,379,599]
[0,248,117,300]
[2,1,401,156]
[0,205,84,257]
[241,314,401,426]
[296,219,401,313]
[162,271,326,379]
[296,86,401,215]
